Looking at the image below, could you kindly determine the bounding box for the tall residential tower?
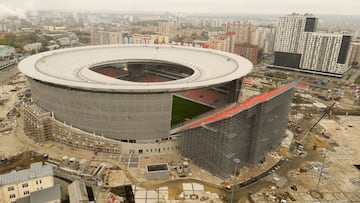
[273,13,351,77]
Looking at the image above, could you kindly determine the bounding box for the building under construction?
[23,103,52,142]
[178,83,295,178]
[18,45,296,179]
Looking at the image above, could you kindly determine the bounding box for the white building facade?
[274,14,312,53]
[0,162,54,203]
[273,13,351,77]
[299,32,351,74]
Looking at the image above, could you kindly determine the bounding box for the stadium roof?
[18,45,252,93]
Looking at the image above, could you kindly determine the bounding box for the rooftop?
[18,44,252,93]
[30,184,61,203]
[16,184,61,203]
[0,162,53,186]
[68,180,89,203]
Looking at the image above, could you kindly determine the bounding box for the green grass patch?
[171,96,213,125]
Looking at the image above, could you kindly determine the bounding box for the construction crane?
[298,102,336,144]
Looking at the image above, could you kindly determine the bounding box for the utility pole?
[230,158,240,203]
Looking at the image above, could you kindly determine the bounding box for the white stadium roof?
[18,45,253,93]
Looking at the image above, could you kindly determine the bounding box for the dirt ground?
[320,116,360,160]
[0,150,44,174]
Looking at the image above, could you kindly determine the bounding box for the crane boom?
[299,102,336,144]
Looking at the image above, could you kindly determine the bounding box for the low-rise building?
[23,43,42,53]
[0,45,15,59]
[16,184,61,203]
[68,181,89,203]
[0,162,54,203]
[145,163,170,180]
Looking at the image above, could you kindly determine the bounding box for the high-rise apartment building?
[253,26,276,54]
[158,22,171,34]
[226,21,256,44]
[208,32,235,53]
[234,43,258,63]
[273,13,351,77]
[299,32,351,74]
[90,30,123,45]
[274,14,317,53]
[350,39,360,66]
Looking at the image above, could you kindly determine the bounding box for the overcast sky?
[0,0,359,18]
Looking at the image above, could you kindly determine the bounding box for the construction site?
[1,61,360,202]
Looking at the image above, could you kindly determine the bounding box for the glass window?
[8,186,14,191]
[22,183,29,188]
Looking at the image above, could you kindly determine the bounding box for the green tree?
[257,48,264,60]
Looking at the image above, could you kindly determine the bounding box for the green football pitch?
[171,96,213,125]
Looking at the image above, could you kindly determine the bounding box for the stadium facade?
[19,45,294,178]
[19,45,251,142]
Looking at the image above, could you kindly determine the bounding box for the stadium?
[19,44,294,178]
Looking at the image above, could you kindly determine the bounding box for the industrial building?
[272,13,351,77]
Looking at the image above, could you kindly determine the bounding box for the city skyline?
[1,0,360,18]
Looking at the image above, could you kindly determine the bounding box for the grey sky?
[0,0,359,17]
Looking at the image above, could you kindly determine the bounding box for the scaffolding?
[23,102,123,153]
[23,104,52,142]
[179,84,295,178]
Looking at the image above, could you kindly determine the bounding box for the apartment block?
[234,43,258,63]
[299,32,351,74]
[350,39,360,66]
[273,13,351,77]
[208,32,235,53]
[252,26,276,54]
[226,21,256,44]
[90,30,123,45]
[0,162,54,203]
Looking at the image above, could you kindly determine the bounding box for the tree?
[351,61,359,68]
[257,48,264,60]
